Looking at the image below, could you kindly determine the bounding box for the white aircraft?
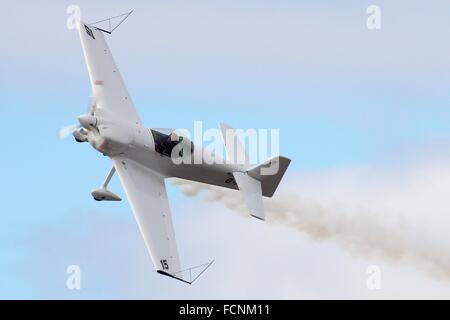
[67,15,291,284]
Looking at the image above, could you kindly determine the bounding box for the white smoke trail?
[171,161,450,281]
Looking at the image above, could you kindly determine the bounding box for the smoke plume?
[170,161,450,280]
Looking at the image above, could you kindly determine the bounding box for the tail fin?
[219,123,291,220]
[219,122,250,168]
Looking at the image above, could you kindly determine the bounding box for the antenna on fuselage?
[89,10,134,34]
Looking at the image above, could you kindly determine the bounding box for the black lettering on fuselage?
[85,25,95,39]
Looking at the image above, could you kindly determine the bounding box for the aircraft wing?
[78,21,142,125]
[112,156,186,282]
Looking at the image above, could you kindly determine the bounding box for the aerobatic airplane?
[67,14,291,283]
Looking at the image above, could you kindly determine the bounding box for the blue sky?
[2,0,450,298]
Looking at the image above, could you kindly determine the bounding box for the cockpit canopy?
[150,128,194,158]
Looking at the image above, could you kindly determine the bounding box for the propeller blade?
[58,124,79,141]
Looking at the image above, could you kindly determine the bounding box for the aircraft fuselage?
[82,114,242,190]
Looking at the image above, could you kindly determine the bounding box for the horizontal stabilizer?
[247,156,291,197]
[233,172,265,220]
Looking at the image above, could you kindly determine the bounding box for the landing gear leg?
[91,166,122,201]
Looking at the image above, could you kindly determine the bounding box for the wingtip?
[157,260,215,285]
[157,270,192,284]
